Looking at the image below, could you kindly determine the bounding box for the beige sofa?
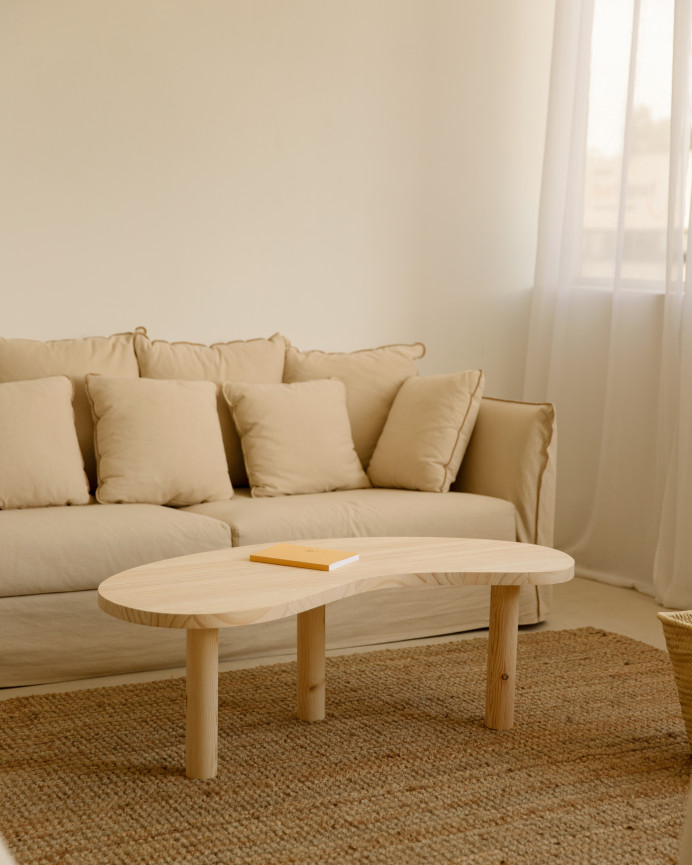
[0,331,556,688]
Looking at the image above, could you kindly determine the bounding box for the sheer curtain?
[524,0,692,607]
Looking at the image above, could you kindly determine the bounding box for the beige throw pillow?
[223,379,370,498]
[283,341,425,468]
[134,332,288,487]
[0,331,139,490]
[0,377,90,509]
[86,375,233,506]
[367,370,485,492]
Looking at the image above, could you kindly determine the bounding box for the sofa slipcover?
[0,581,543,686]
[184,488,517,547]
[0,374,557,687]
[454,397,557,547]
[0,504,231,598]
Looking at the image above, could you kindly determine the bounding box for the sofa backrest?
[0,332,139,490]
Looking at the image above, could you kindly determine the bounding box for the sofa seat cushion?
[0,503,231,598]
[183,488,516,547]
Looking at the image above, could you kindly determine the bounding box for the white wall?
[0,0,554,395]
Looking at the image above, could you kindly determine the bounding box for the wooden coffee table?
[98,537,574,779]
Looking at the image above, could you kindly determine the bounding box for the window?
[578,0,690,288]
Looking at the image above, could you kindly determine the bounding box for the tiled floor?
[0,576,671,702]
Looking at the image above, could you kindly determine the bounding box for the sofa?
[0,329,557,688]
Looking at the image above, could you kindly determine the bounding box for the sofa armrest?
[451,397,557,547]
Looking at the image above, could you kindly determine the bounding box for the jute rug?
[0,628,690,865]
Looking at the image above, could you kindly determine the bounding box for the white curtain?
[525,0,692,607]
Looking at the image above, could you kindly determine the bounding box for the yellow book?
[249,543,359,571]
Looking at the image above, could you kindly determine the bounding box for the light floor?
[0,576,671,702]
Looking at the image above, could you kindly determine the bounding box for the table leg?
[186,628,219,779]
[485,585,520,730]
[297,605,325,722]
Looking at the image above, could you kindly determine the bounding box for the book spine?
[249,555,330,571]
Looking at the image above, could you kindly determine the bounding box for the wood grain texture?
[98,537,574,631]
[297,606,326,722]
[185,629,218,779]
[485,586,521,730]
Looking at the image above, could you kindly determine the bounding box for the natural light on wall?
[580,0,686,287]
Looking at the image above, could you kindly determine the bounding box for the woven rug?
[0,628,690,865]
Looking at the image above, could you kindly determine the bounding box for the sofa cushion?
[86,375,233,506]
[0,377,90,509]
[223,379,370,498]
[368,370,485,493]
[184,488,516,547]
[134,331,287,487]
[283,342,425,468]
[0,503,231,598]
[0,331,139,490]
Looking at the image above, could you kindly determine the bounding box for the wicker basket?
[658,610,692,747]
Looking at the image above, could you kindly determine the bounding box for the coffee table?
[98,537,574,779]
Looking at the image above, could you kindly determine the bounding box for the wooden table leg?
[485,585,520,730]
[297,605,325,722]
[186,628,219,779]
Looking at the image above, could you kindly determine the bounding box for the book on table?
[249,543,359,571]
